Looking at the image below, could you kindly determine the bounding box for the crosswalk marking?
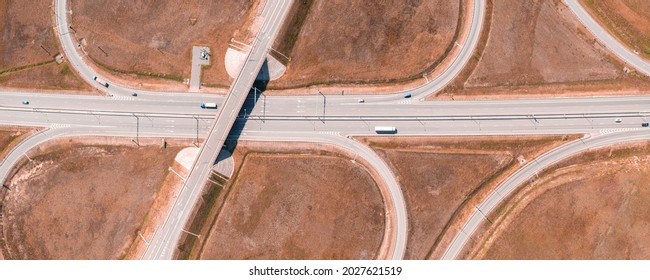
[110,95,136,101]
[318,131,342,137]
[49,123,71,130]
[599,127,640,135]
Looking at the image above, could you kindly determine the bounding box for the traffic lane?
[3,90,649,117]
[3,110,648,137]
[237,116,649,136]
[142,0,294,260]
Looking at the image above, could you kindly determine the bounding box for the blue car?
[404,93,412,98]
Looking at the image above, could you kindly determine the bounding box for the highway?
[4,91,650,118]
[53,0,485,102]
[0,0,646,261]
[141,0,294,260]
[564,0,650,76]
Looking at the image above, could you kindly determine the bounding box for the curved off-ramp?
[0,128,407,260]
[241,132,407,260]
[53,0,486,102]
[563,0,650,77]
[441,129,650,260]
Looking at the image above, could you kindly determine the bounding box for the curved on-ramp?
[0,128,407,260]
[241,132,407,260]
[441,129,650,259]
[564,0,650,77]
[53,0,487,102]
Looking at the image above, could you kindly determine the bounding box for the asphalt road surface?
[441,129,650,259]
[53,0,486,102]
[0,0,643,261]
[142,0,294,260]
[564,0,650,76]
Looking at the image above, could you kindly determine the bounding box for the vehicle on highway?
[643,123,649,127]
[375,126,397,134]
[357,98,365,103]
[404,93,411,98]
[21,100,29,105]
[92,76,109,88]
[200,103,218,109]
[131,92,138,97]
[615,118,622,123]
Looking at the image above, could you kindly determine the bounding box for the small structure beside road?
[189,46,211,92]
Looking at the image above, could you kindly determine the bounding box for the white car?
[615,118,622,123]
[357,98,365,103]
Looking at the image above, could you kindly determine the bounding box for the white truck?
[92,76,109,88]
[375,126,397,134]
[200,103,218,109]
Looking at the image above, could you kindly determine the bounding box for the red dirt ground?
[0,139,184,259]
[469,142,650,259]
[581,0,650,59]
[268,0,461,89]
[440,0,650,99]
[69,0,257,89]
[198,143,385,260]
[358,135,576,259]
[0,1,89,91]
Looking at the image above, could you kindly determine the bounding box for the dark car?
[404,93,412,98]
[643,123,649,127]
[131,92,138,97]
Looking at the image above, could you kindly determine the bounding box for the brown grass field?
[440,0,650,99]
[0,139,184,259]
[196,142,385,260]
[268,0,461,89]
[467,142,650,259]
[0,1,89,91]
[69,0,257,89]
[358,135,576,259]
[582,0,650,59]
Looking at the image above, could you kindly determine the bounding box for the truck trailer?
[200,103,218,109]
[92,76,109,88]
[374,126,397,134]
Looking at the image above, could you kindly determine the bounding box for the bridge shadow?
[217,59,270,164]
